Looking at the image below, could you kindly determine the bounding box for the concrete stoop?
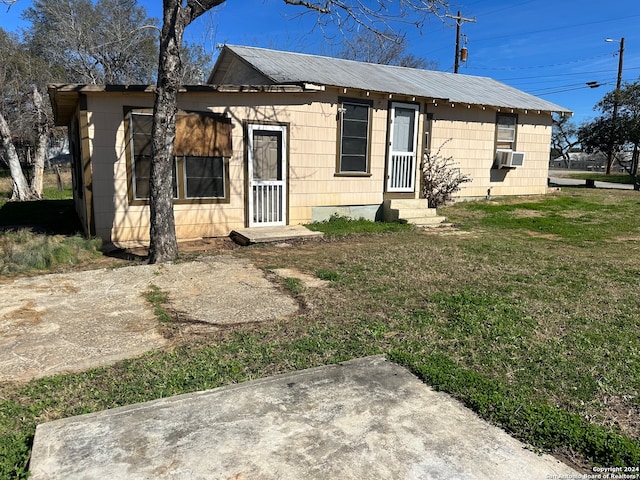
[383,198,446,227]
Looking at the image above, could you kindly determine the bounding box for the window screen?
[497,114,517,148]
[339,101,370,173]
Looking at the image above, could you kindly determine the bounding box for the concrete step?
[382,199,445,226]
[384,198,430,209]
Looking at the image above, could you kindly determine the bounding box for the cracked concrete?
[0,255,299,382]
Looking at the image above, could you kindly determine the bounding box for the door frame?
[386,102,420,193]
[247,123,288,227]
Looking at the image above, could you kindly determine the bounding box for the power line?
[498,67,640,82]
[532,82,615,96]
[469,14,640,44]
[468,52,615,72]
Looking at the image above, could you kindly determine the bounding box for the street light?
[604,37,625,174]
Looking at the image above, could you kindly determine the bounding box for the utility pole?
[605,37,625,174]
[445,10,476,73]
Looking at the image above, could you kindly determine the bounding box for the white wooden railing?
[251,182,284,225]
[388,154,415,192]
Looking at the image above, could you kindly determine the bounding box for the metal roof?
[217,45,571,114]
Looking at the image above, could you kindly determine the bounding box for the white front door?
[248,124,287,227]
[387,102,419,192]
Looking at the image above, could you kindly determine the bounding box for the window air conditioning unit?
[496,149,525,168]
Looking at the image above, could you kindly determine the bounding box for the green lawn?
[1,188,640,478]
[566,172,637,184]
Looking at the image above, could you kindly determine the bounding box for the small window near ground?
[338,99,371,174]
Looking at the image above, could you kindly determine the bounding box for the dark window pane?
[131,114,153,156]
[132,114,153,132]
[343,119,368,138]
[342,137,367,155]
[134,155,151,199]
[186,177,224,198]
[344,103,369,121]
[185,156,225,198]
[339,101,370,173]
[340,155,367,172]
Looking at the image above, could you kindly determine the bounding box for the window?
[424,113,433,154]
[126,110,232,204]
[338,99,371,174]
[130,113,152,199]
[496,114,517,150]
[183,156,225,198]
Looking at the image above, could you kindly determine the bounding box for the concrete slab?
[29,356,577,480]
[230,225,324,245]
[0,256,298,382]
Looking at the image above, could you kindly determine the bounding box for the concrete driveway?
[0,255,298,382]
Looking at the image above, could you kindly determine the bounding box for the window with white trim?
[496,114,517,150]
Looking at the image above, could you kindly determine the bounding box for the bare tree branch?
[283,0,331,13]
[184,0,226,24]
[1,0,19,12]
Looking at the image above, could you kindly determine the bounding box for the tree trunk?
[0,111,35,201]
[148,0,184,264]
[30,87,48,199]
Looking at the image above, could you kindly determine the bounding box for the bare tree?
[338,29,438,69]
[24,0,159,84]
[0,28,53,200]
[149,0,448,263]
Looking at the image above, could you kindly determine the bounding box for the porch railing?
[388,153,415,192]
[252,182,284,225]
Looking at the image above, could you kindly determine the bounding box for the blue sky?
[2,0,639,125]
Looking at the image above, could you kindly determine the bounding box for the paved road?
[548,169,636,190]
[549,176,635,189]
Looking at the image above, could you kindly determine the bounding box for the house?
[48,45,571,248]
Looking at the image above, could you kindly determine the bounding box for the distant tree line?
[553,81,640,185]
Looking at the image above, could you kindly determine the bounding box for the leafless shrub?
[421,140,472,208]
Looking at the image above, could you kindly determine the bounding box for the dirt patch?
[511,208,544,218]
[598,395,640,440]
[523,230,562,240]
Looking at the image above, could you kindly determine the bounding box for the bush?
[422,140,472,208]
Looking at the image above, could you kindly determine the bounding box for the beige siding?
[428,104,553,198]
[82,89,553,246]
